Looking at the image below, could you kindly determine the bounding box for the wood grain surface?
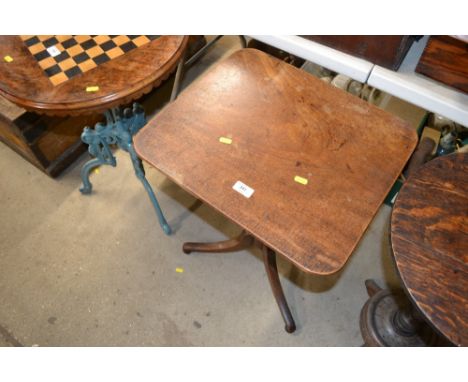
[135,48,417,275]
[416,35,468,94]
[391,153,468,346]
[0,36,188,116]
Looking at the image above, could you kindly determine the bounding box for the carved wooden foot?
[262,245,296,333]
[183,230,253,254]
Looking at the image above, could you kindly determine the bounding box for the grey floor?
[0,36,406,346]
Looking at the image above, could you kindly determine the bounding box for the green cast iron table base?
[79,104,171,235]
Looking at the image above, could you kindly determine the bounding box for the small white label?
[233,181,254,198]
[47,45,61,57]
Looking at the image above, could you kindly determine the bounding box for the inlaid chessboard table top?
[20,35,161,86]
[135,48,417,275]
[0,35,188,116]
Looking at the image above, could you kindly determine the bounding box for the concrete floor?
[0,36,405,346]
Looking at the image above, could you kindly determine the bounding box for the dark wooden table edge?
[389,153,467,346]
[388,239,456,345]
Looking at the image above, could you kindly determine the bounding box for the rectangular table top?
[134,49,417,275]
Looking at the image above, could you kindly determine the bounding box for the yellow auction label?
[219,137,232,145]
[3,55,13,62]
[294,175,308,185]
[86,86,100,92]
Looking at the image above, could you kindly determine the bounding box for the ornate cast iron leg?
[127,144,171,235]
[183,230,253,254]
[80,110,117,194]
[262,245,296,333]
[79,103,171,235]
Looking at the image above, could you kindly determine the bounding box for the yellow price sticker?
[4,55,13,63]
[219,136,232,145]
[86,85,100,93]
[175,267,184,273]
[294,175,308,185]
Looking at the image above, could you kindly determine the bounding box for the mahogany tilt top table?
[135,49,418,332]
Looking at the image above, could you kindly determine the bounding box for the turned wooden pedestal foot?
[182,230,296,333]
[359,279,439,346]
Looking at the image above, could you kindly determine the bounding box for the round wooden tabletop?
[0,35,188,116]
[391,153,468,346]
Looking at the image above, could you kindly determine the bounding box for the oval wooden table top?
[0,35,188,116]
[391,153,468,346]
[135,48,417,276]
